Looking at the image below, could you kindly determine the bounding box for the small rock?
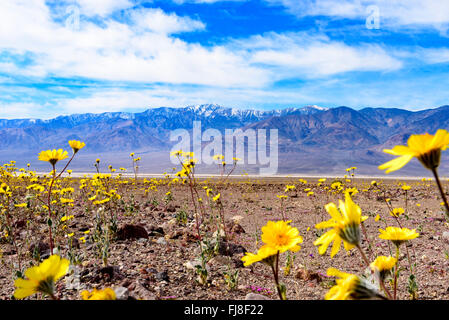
[166,205,177,212]
[128,282,136,291]
[97,266,123,281]
[65,265,83,290]
[114,286,129,300]
[121,279,132,287]
[134,281,157,300]
[442,231,449,241]
[230,224,245,234]
[213,229,226,239]
[245,293,271,300]
[14,219,27,229]
[295,268,322,283]
[167,230,183,239]
[156,237,167,245]
[78,225,90,232]
[68,237,80,249]
[182,231,198,242]
[156,271,169,282]
[218,241,247,256]
[230,215,244,223]
[162,219,178,229]
[148,225,165,236]
[184,259,210,273]
[211,279,220,286]
[29,241,50,259]
[116,224,148,240]
[140,268,148,275]
[183,260,201,270]
[232,256,244,269]
[208,255,232,267]
[147,267,158,274]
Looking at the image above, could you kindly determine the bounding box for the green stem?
[360,222,375,259]
[393,245,400,300]
[431,167,449,221]
[55,153,75,180]
[380,279,393,300]
[47,164,56,255]
[356,244,371,268]
[270,252,285,300]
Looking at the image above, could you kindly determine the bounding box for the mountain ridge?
[1,104,448,175]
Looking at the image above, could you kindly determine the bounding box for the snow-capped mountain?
[1,103,448,175]
[0,104,327,151]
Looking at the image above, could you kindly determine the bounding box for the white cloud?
[2,67,449,119]
[1,85,316,119]
[0,0,428,119]
[0,1,401,90]
[130,8,206,34]
[0,102,48,118]
[75,0,134,17]
[234,32,402,78]
[47,0,135,17]
[0,0,268,87]
[420,48,449,64]
[268,0,449,31]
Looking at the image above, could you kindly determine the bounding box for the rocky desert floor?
[1,176,449,300]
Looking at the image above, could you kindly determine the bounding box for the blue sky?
[1,0,449,119]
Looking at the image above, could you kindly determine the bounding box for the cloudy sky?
[1,0,449,118]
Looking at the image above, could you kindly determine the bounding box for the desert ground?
[1,170,449,301]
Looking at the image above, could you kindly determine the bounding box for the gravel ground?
[1,177,448,300]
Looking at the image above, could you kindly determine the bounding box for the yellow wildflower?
[261,220,303,254]
[14,255,69,299]
[81,288,116,300]
[379,129,449,173]
[314,193,368,258]
[379,227,419,246]
[38,149,69,166]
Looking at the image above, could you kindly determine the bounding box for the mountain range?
[1,104,449,176]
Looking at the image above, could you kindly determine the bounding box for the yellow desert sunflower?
[378,227,419,246]
[81,288,116,300]
[390,208,405,218]
[241,245,279,267]
[14,255,69,299]
[314,193,368,257]
[379,130,449,217]
[261,220,303,254]
[379,129,449,173]
[325,268,385,300]
[0,183,11,196]
[38,149,69,166]
[68,140,86,154]
[370,256,397,281]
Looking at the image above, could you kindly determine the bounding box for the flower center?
[275,234,289,245]
[418,148,441,170]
